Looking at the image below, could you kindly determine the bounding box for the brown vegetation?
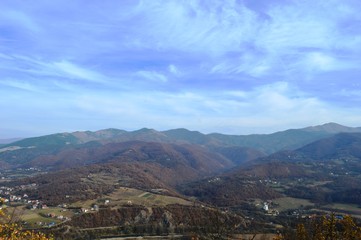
[275,214,361,240]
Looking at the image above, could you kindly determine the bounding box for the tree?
[274,213,361,240]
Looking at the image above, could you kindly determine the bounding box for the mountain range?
[1,122,360,169]
[2,122,361,206]
[180,131,361,206]
[2,122,361,239]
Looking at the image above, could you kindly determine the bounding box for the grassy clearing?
[273,197,314,212]
[321,203,361,218]
[108,187,192,207]
[21,213,57,225]
[4,206,74,228]
[305,180,333,187]
[74,187,192,208]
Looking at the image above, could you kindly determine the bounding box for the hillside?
[211,146,266,165]
[250,132,361,164]
[179,174,282,206]
[24,141,234,175]
[180,132,361,207]
[47,204,247,239]
[2,124,361,239]
[2,123,361,170]
[295,132,361,161]
[3,125,361,207]
[208,128,331,154]
[7,141,235,205]
[12,162,182,205]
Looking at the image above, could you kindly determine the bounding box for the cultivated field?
[272,197,314,212]
[73,187,192,208]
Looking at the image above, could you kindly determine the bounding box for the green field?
[320,203,361,218]
[4,206,74,228]
[273,197,314,212]
[73,187,192,208]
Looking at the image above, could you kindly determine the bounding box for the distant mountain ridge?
[1,122,361,170]
[3,122,361,149]
[3,123,361,210]
[291,132,361,162]
[302,122,361,133]
[249,132,361,164]
[180,131,361,206]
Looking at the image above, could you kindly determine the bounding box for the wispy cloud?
[136,70,168,83]
[1,79,361,137]
[168,64,180,76]
[299,52,358,73]
[65,82,361,134]
[51,61,107,83]
[131,0,259,54]
[0,54,110,86]
[0,9,41,33]
[0,79,41,92]
[1,0,361,137]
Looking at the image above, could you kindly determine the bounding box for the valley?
[1,123,361,239]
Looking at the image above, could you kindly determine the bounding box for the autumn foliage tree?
[274,213,361,240]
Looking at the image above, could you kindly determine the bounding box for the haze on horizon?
[1,0,361,138]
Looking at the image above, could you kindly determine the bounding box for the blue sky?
[1,0,361,138]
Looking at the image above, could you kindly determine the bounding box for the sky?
[1,0,361,138]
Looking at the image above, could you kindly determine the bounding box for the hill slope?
[27,141,234,176]
[180,132,361,206]
[2,123,361,170]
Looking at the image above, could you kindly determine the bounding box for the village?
[0,166,358,234]
[0,173,113,229]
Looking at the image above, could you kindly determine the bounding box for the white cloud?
[3,0,361,82]
[60,81,361,134]
[339,88,361,99]
[259,1,361,51]
[287,52,359,77]
[51,61,107,83]
[211,53,273,76]
[1,78,361,137]
[168,64,180,76]
[1,0,361,137]
[132,0,258,54]
[0,55,110,85]
[0,9,41,32]
[136,70,168,83]
[0,79,41,92]
[306,52,337,71]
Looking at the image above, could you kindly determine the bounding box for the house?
[40,204,48,209]
[81,208,89,213]
[48,222,56,227]
[59,203,67,208]
[91,204,99,211]
[263,203,269,212]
